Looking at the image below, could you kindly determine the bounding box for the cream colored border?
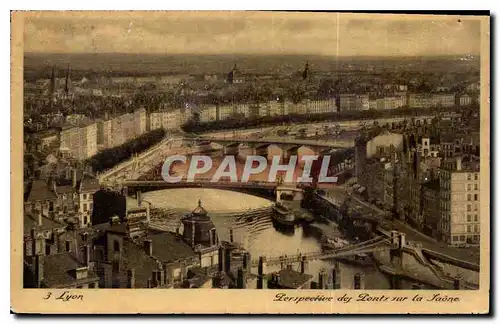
[10,11,490,314]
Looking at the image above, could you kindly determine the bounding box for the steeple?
[64,63,71,94]
[302,61,309,80]
[49,66,56,97]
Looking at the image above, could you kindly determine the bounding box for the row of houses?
[357,130,481,247]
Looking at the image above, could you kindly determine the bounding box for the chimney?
[151,271,158,287]
[31,228,39,255]
[456,157,462,171]
[127,269,135,288]
[82,244,91,267]
[318,269,327,289]
[157,270,163,287]
[237,268,246,289]
[224,248,232,273]
[242,252,250,271]
[218,246,225,272]
[72,169,77,188]
[143,239,152,256]
[257,256,267,289]
[454,275,464,290]
[229,228,234,243]
[34,254,44,288]
[136,191,142,207]
[354,273,365,289]
[300,256,308,274]
[37,210,43,227]
[331,263,341,289]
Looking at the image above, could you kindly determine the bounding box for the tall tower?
[64,63,71,95]
[49,66,56,97]
[302,61,309,80]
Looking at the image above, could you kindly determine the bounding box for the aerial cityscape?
[22,12,482,291]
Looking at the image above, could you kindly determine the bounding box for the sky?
[24,12,482,57]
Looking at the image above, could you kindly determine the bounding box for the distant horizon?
[24,52,479,59]
[24,12,481,57]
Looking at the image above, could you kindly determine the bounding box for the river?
[142,188,397,289]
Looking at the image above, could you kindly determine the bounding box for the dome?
[182,200,218,247]
[190,199,209,219]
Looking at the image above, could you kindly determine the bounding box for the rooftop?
[79,177,101,193]
[39,253,98,288]
[142,231,196,264]
[24,213,66,235]
[26,180,57,202]
[271,268,313,289]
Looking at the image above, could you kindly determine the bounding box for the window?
[474,174,478,180]
[83,204,87,212]
[474,214,478,222]
[49,201,54,211]
[467,225,472,233]
[453,236,458,242]
[467,184,471,190]
[467,214,472,222]
[460,235,465,241]
[83,194,87,200]
[467,194,471,201]
[84,216,88,225]
[467,205,472,212]
[89,283,95,288]
[474,194,478,201]
[45,244,51,255]
[63,206,67,213]
[89,203,93,211]
[467,174,472,181]
[474,225,479,232]
[65,241,70,252]
[113,240,120,252]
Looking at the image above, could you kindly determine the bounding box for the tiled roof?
[26,180,57,202]
[113,239,161,288]
[272,268,313,289]
[24,213,66,235]
[41,253,99,288]
[56,185,76,195]
[142,232,196,264]
[79,177,100,193]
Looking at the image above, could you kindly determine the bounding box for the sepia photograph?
[11,11,490,314]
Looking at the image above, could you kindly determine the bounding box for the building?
[199,105,218,123]
[459,94,473,106]
[267,266,313,289]
[78,177,101,227]
[133,108,148,136]
[24,180,58,219]
[59,122,98,160]
[227,64,244,84]
[422,179,441,238]
[439,157,480,246]
[338,94,369,112]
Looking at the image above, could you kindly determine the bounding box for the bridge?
[195,135,354,154]
[250,236,393,267]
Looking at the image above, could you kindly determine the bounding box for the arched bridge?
[194,135,354,153]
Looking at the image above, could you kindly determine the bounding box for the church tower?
[64,63,71,95]
[302,61,310,80]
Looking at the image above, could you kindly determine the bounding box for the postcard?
[11,11,490,314]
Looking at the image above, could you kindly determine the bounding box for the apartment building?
[439,157,480,246]
[338,94,369,112]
